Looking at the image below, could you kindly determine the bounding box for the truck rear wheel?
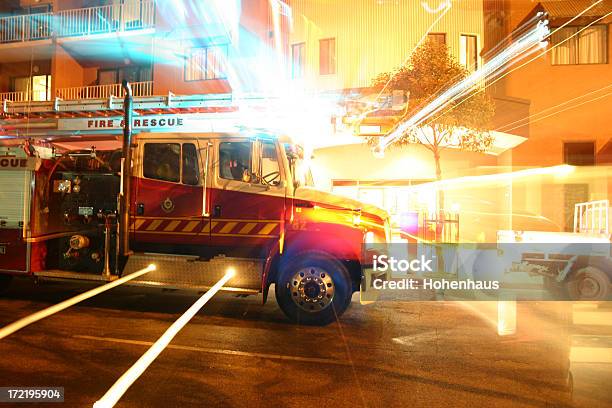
[567,266,610,301]
[0,274,13,295]
[275,251,352,326]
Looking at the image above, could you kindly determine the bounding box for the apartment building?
[0,0,278,103]
[288,0,486,91]
[485,0,612,231]
[488,0,611,166]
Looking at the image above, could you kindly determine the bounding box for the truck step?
[123,253,263,292]
[34,270,116,282]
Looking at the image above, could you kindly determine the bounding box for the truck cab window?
[260,141,281,185]
[219,141,251,182]
[182,143,200,185]
[144,143,180,183]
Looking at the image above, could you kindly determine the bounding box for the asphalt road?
[0,278,610,408]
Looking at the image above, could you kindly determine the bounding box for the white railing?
[0,12,53,43]
[0,1,155,44]
[0,91,29,102]
[55,0,155,37]
[56,81,153,100]
[574,200,610,235]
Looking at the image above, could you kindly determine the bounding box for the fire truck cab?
[0,93,390,325]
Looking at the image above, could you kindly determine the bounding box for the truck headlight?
[365,231,375,244]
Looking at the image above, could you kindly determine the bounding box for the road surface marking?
[93,269,234,408]
[74,334,351,366]
[0,265,156,341]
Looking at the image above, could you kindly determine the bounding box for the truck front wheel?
[567,266,610,301]
[275,251,352,325]
[0,274,13,295]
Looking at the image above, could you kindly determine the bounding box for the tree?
[371,41,495,196]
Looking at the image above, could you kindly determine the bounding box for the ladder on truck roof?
[0,93,281,139]
[1,93,251,118]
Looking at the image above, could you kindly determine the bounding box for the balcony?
[55,81,154,100]
[1,81,153,103]
[0,13,53,43]
[0,0,155,45]
[0,91,29,102]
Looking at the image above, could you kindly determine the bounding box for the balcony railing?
[56,1,155,37]
[0,0,154,44]
[0,91,29,102]
[55,81,153,100]
[0,13,53,43]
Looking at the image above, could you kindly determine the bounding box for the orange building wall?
[501,4,612,167]
[51,44,85,94]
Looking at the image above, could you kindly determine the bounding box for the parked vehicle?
[497,200,611,300]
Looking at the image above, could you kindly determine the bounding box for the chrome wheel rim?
[289,267,335,312]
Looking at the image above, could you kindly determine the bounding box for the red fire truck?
[0,85,390,325]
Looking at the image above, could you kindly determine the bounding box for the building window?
[319,38,336,75]
[427,33,446,46]
[291,42,305,78]
[185,45,228,81]
[551,25,608,65]
[564,142,595,166]
[98,65,152,85]
[11,75,51,101]
[460,34,478,71]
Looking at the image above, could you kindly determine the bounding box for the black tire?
[0,274,13,295]
[567,266,610,301]
[275,251,353,326]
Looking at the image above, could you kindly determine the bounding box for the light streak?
[0,265,156,341]
[427,7,611,129]
[93,268,235,408]
[381,1,606,152]
[497,300,517,336]
[379,21,550,150]
[406,164,575,192]
[456,301,499,331]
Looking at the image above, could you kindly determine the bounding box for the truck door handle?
[136,203,144,216]
[213,205,221,218]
